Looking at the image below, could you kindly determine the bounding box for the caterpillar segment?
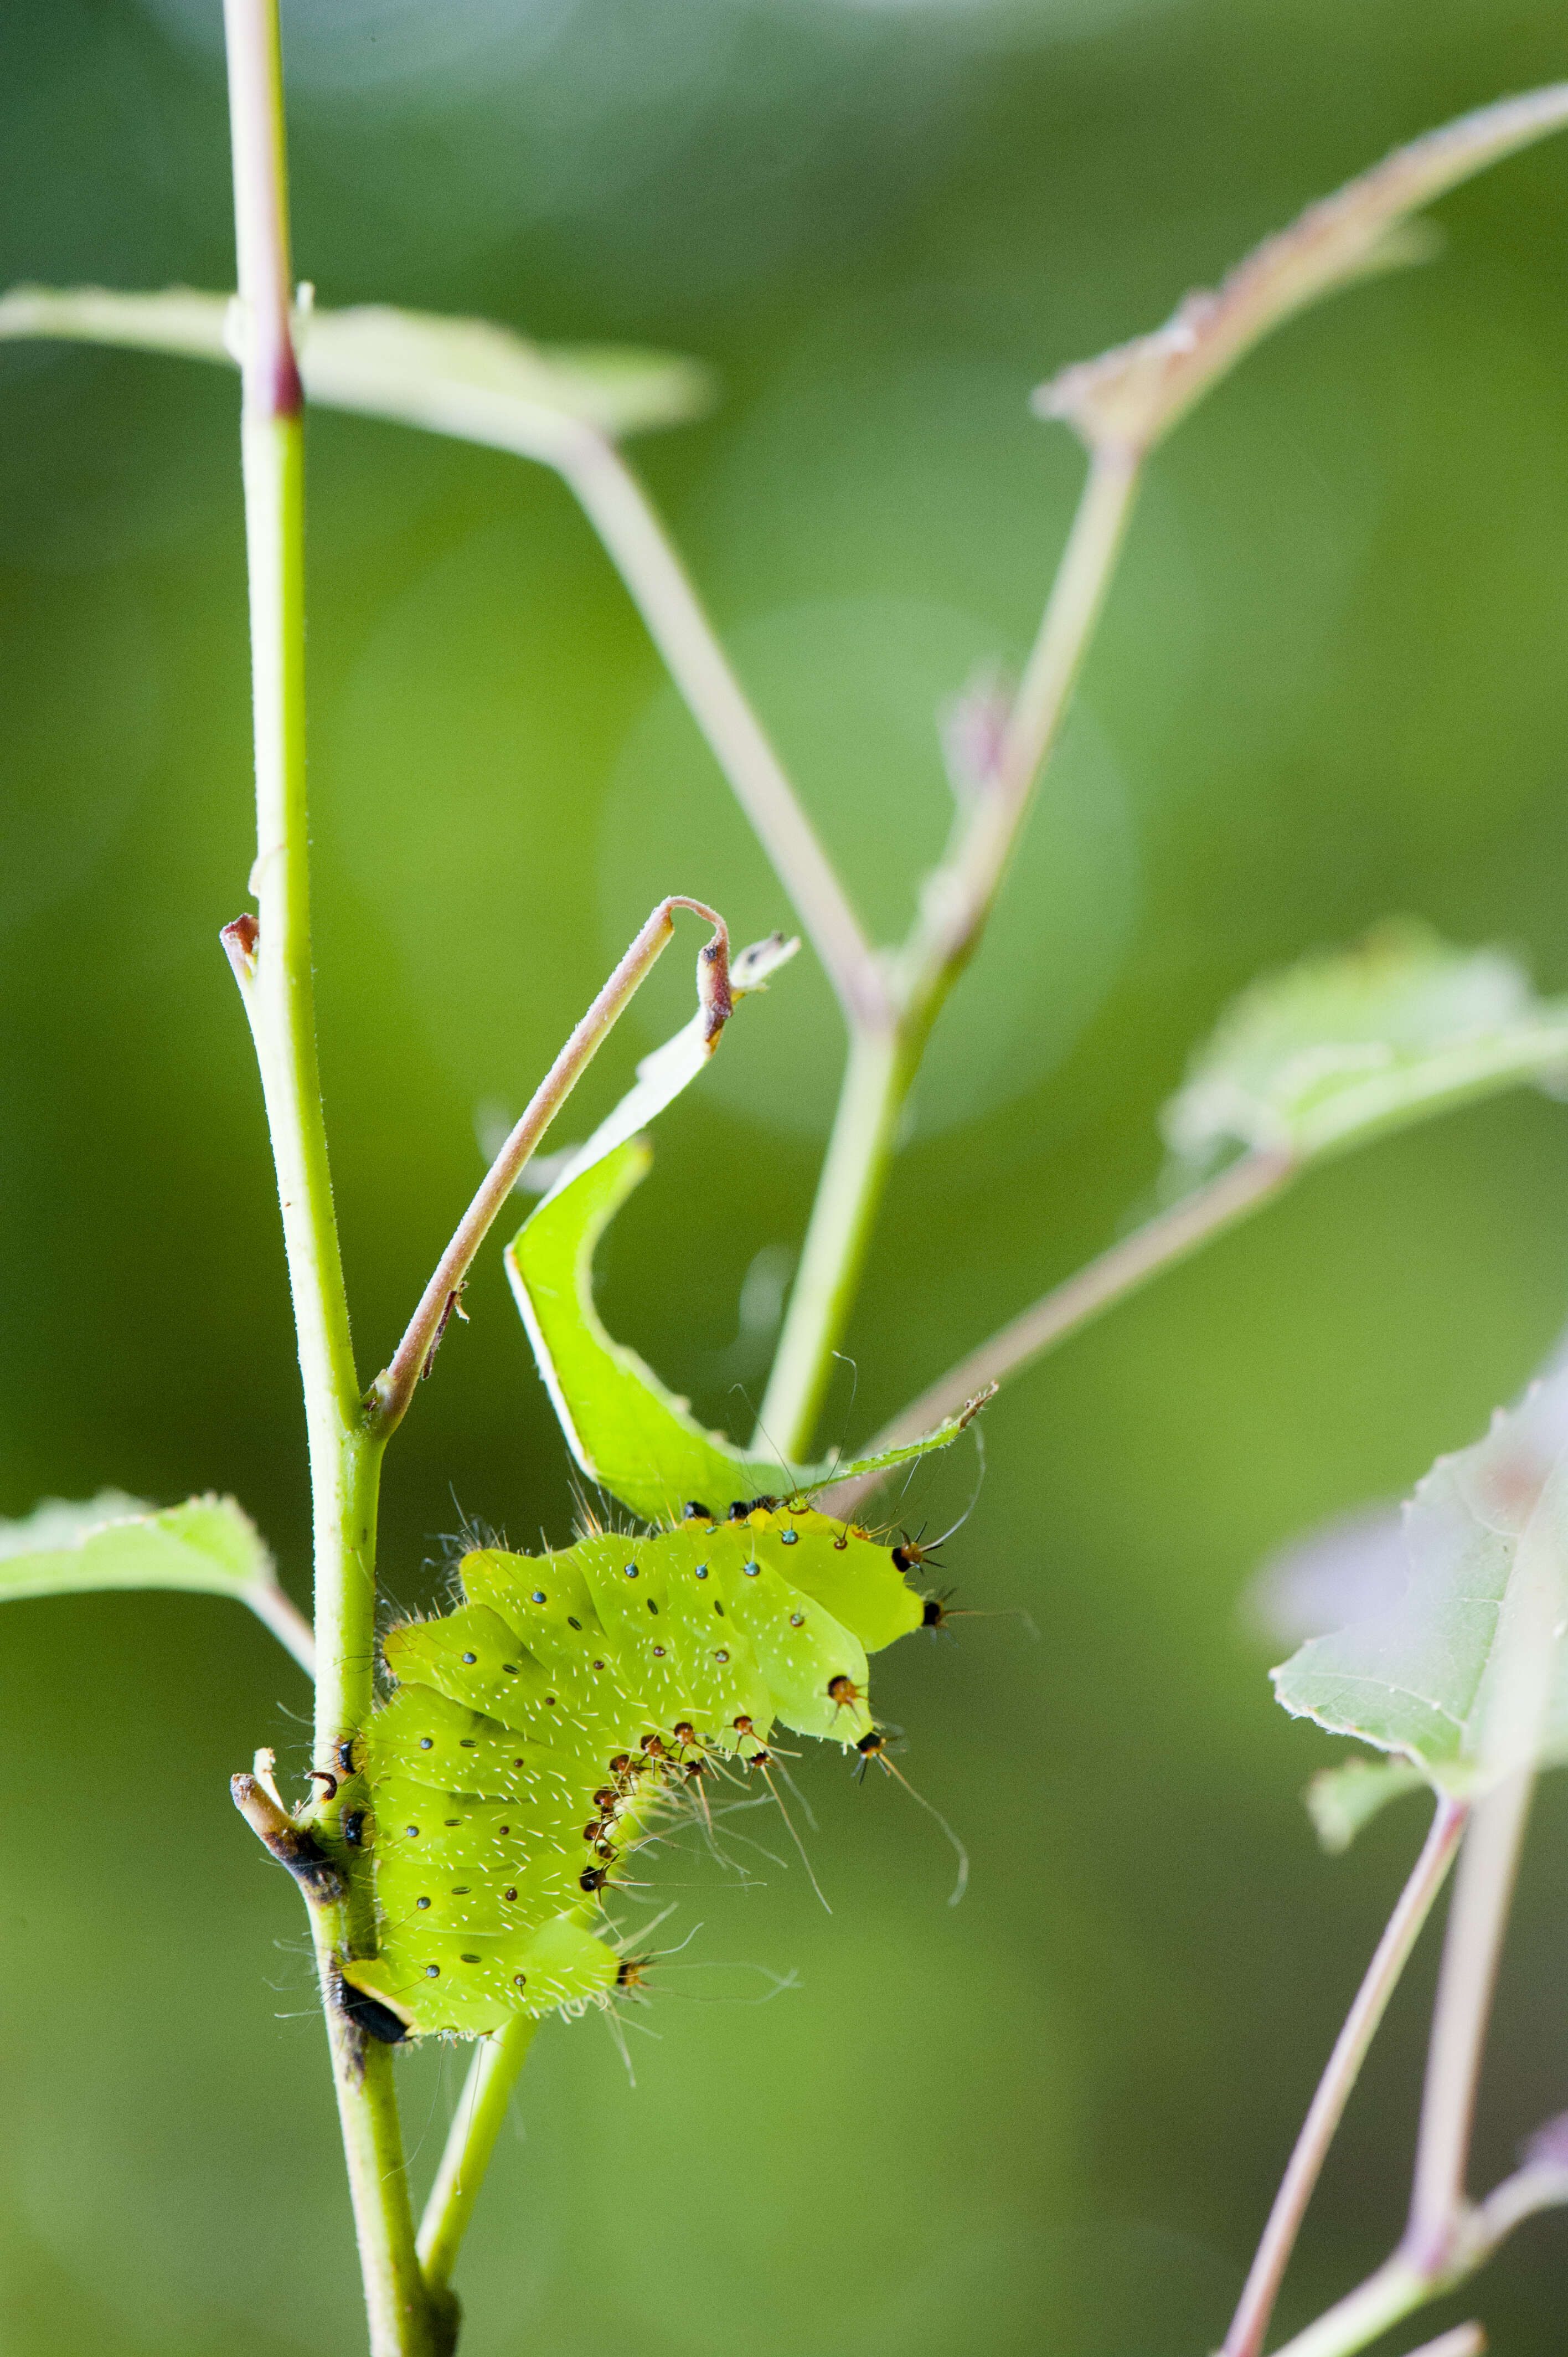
[341,1508,926,2037]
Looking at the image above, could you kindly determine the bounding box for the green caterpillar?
[342,1501,931,2040]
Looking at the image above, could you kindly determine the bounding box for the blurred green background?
[3,2,1568,2351]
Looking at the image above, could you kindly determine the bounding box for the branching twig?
[1265,1771,1557,2357]
[1221,1797,1468,2357]
[367,896,731,1438]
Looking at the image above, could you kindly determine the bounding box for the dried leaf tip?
[220,912,260,983]
[231,1770,343,1906]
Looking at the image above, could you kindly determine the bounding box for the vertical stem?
[311,1913,442,2355]
[417,2016,540,2295]
[223,0,369,1763]
[1406,1769,1536,2266]
[754,1026,907,1463]
[1222,1798,1468,2357]
[223,7,431,2351]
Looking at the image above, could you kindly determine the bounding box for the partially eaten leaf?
[506,934,983,1522]
[1163,921,1568,1183]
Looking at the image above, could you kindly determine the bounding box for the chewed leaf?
[508,1138,810,1522]
[1305,1756,1428,1853]
[1273,1367,1568,1794]
[1162,921,1568,1182]
[0,1492,310,1671]
[0,285,715,451]
[504,934,826,1522]
[1035,83,1568,457]
[506,930,974,1522]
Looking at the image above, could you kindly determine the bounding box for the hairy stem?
[417,2016,540,2295]
[1222,1797,1468,2357]
[823,1149,1295,1514]
[369,896,732,1437]
[312,1912,437,2356]
[223,7,429,2350]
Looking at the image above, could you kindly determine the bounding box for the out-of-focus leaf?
[1035,83,1568,457]
[1246,1504,1409,1647]
[0,285,716,451]
[507,1136,807,1525]
[0,1492,313,1672]
[1162,921,1568,1182]
[1273,1369,1568,1793]
[1305,1756,1428,1852]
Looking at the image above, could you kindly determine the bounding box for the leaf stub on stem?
[231,1770,344,1908]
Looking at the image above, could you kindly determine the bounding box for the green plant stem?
[312,1909,439,2354]
[1221,1797,1468,2357]
[755,1026,908,1463]
[222,7,432,2352]
[417,2016,541,2295]
[758,452,1142,1461]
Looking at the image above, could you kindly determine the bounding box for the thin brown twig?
[367,896,731,1437]
[1221,1797,1468,2357]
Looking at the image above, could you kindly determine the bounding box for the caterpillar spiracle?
[341,1500,932,2040]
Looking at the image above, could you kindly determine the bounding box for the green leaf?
[1304,1755,1428,1852]
[505,934,979,1524]
[1273,1371,1568,1794]
[1035,83,1568,457]
[1162,920,1568,1183]
[507,1135,805,1525]
[0,285,715,450]
[0,1491,313,1673]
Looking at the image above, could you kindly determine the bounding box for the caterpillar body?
[342,1505,927,2039]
